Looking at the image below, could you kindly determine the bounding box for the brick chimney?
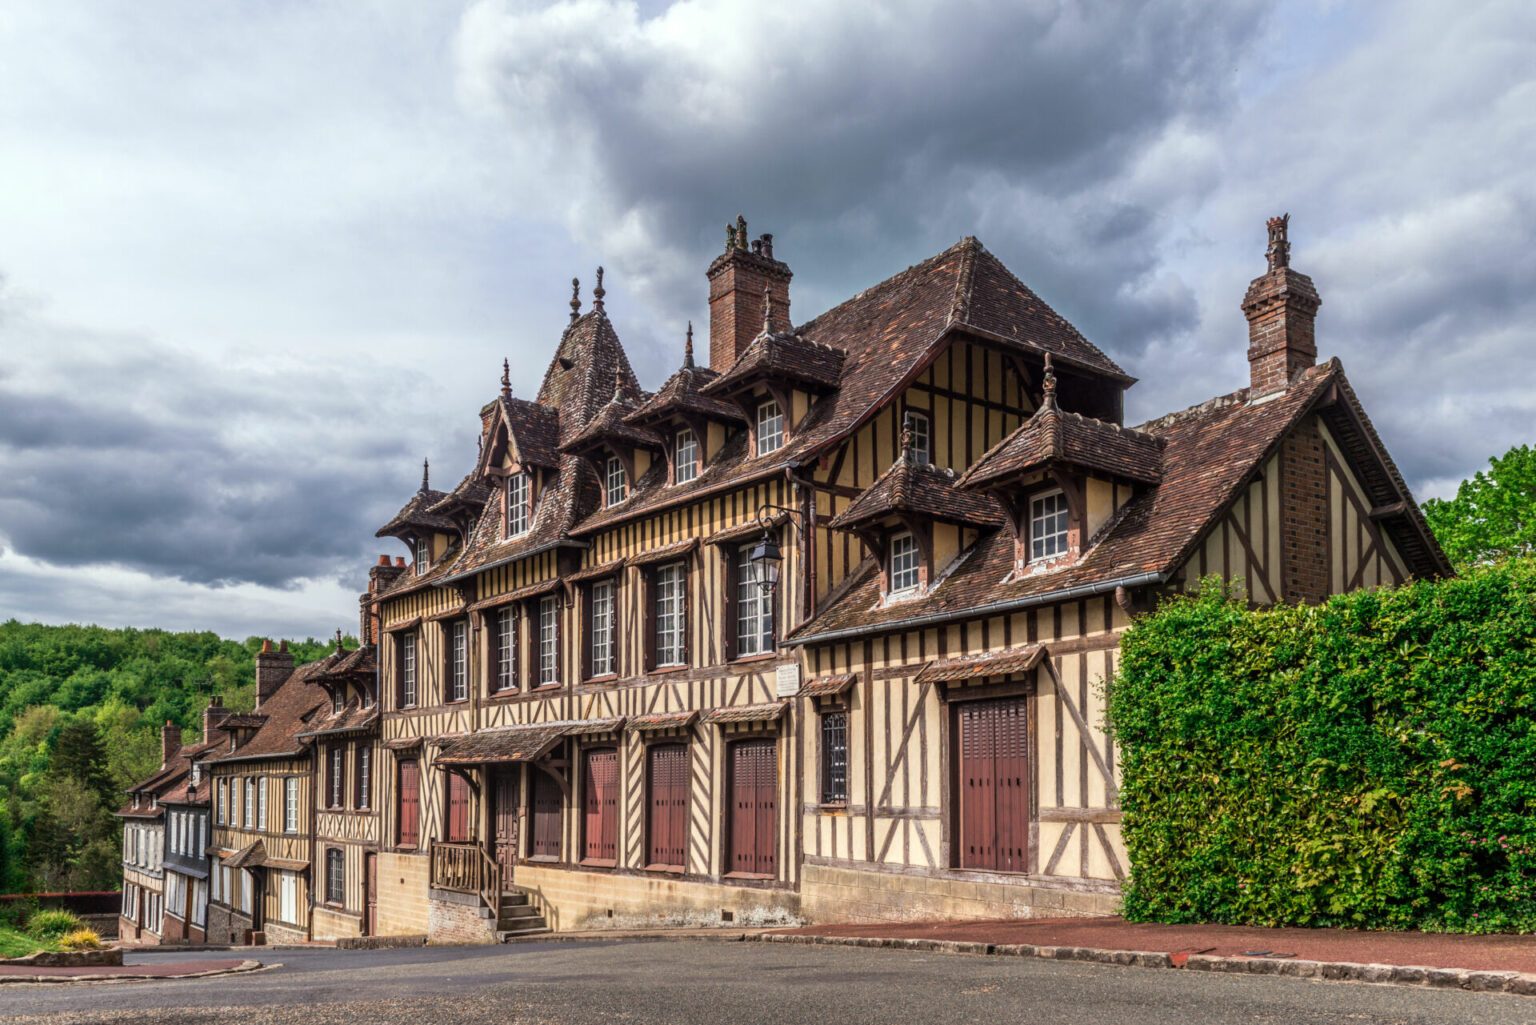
[254,639,295,709]
[365,554,406,646]
[161,720,182,768]
[203,696,231,739]
[1243,214,1321,396]
[706,215,791,373]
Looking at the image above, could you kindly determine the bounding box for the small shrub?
[26,910,82,940]
[57,928,103,951]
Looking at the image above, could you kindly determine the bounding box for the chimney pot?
[1243,214,1320,396]
[377,554,390,566]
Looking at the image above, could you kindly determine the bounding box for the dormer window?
[332,689,344,715]
[414,536,430,575]
[604,455,627,507]
[756,399,784,455]
[904,410,931,466]
[889,532,921,593]
[675,428,698,484]
[1029,491,1070,561]
[506,472,530,537]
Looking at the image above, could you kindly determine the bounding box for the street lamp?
[748,531,782,595]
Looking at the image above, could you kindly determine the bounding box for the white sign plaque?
[775,663,801,697]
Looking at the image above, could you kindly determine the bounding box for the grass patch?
[0,924,57,959]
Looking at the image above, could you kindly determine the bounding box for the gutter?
[435,538,587,587]
[785,570,1168,647]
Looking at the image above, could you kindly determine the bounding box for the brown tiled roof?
[297,699,378,740]
[564,717,626,736]
[830,457,1005,532]
[957,400,1164,490]
[536,311,642,445]
[626,710,698,732]
[913,645,1045,684]
[466,577,561,612]
[439,457,596,583]
[435,722,571,766]
[800,673,856,698]
[376,485,456,539]
[223,840,266,869]
[625,362,744,427]
[216,713,268,731]
[560,393,663,456]
[793,363,1349,643]
[207,658,333,763]
[627,538,698,567]
[700,702,787,724]
[118,724,231,816]
[500,395,562,467]
[427,473,495,516]
[701,331,845,397]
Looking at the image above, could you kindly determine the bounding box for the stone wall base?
[428,888,497,945]
[514,864,801,933]
[264,920,308,945]
[206,903,252,946]
[800,862,1120,924]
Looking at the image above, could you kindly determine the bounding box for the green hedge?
[1107,561,1536,932]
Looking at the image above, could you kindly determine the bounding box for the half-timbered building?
[338,214,1449,937]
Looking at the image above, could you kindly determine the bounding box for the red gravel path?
[775,917,1536,974]
[0,958,246,979]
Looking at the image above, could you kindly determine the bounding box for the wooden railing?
[430,841,500,911]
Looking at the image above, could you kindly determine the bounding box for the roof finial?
[569,277,581,322]
[736,214,748,250]
[592,266,605,313]
[1265,213,1291,272]
[335,628,344,652]
[900,423,915,465]
[761,284,774,335]
[421,458,430,492]
[683,321,695,369]
[1040,353,1057,410]
[725,222,737,252]
[501,357,512,398]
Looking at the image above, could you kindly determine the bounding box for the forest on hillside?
[0,622,342,893]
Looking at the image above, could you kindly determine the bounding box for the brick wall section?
[374,852,430,936]
[706,239,792,373]
[1279,415,1330,603]
[800,863,1118,924]
[428,892,498,944]
[1243,267,1320,396]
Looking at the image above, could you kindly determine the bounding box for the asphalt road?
[3,939,1536,1025]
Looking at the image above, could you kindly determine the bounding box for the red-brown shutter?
[446,771,471,843]
[583,748,619,863]
[530,769,562,859]
[728,738,776,876]
[958,697,1029,872]
[647,744,688,868]
[397,759,420,848]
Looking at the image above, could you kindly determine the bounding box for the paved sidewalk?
[773,916,1536,974]
[0,957,257,983]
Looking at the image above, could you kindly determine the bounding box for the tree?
[1423,444,1536,570]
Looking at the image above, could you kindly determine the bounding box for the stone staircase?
[495,889,549,941]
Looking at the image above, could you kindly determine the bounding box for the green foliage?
[1424,444,1536,570]
[24,909,80,939]
[0,621,343,894]
[0,924,47,958]
[1108,563,1536,933]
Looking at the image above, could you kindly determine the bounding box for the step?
[496,919,550,941]
[497,903,541,920]
[498,892,530,908]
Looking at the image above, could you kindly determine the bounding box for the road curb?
[0,958,269,986]
[754,933,1536,996]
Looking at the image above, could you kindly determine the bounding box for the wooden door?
[647,743,688,869]
[492,766,519,885]
[446,771,471,842]
[529,768,562,859]
[364,852,377,935]
[957,696,1029,873]
[582,748,619,863]
[728,738,777,876]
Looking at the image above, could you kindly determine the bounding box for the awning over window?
[627,538,698,567]
[700,702,787,724]
[626,710,698,732]
[563,717,626,737]
[913,644,1046,685]
[223,840,266,870]
[434,722,572,766]
[800,673,856,698]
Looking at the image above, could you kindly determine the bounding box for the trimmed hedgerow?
[1107,561,1536,933]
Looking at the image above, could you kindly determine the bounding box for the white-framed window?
[604,455,626,507]
[889,532,920,594]
[448,620,468,701]
[904,410,931,466]
[507,472,530,536]
[257,776,267,831]
[589,579,616,677]
[655,562,686,667]
[195,813,204,859]
[191,879,207,927]
[332,689,344,715]
[215,780,224,825]
[400,632,418,708]
[357,745,371,809]
[735,545,774,656]
[284,777,299,833]
[495,606,517,691]
[756,399,784,455]
[211,864,222,904]
[244,777,256,829]
[166,872,187,917]
[414,535,430,575]
[1029,490,1070,561]
[538,595,560,685]
[330,746,345,809]
[675,428,698,484]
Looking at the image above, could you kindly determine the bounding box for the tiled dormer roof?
[957,398,1164,490]
[560,390,663,456]
[376,485,455,539]
[625,362,744,427]
[701,330,845,397]
[830,457,1005,532]
[497,395,562,468]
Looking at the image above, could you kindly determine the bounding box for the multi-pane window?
[1029,490,1070,561]
[284,777,299,833]
[506,472,530,536]
[604,455,626,507]
[414,536,430,575]
[589,580,616,677]
[244,777,256,829]
[448,620,468,702]
[356,745,371,809]
[329,746,345,809]
[326,848,345,905]
[654,563,686,667]
[538,596,560,685]
[889,532,920,593]
[904,410,931,465]
[397,758,420,848]
[215,780,225,824]
[332,688,344,715]
[399,632,418,708]
[820,711,850,805]
[756,399,784,455]
[674,428,698,484]
[494,607,517,692]
[735,545,774,656]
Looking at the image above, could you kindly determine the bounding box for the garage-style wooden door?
[647,743,688,869]
[582,748,620,864]
[529,768,562,860]
[956,696,1030,873]
[728,738,776,876]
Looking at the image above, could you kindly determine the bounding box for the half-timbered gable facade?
[349,215,1446,938]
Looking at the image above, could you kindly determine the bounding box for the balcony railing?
[430,841,500,911]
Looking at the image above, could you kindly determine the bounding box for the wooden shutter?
[583,748,619,863]
[446,771,471,842]
[728,738,777,876]
[530,769,562,859]
[647,743,688,869]
[397,759,420,848]
[957,697,1029,872]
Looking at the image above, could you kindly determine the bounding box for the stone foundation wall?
[264,920,308,945]
[514,864,800,933]
[800,862,1119,924]
[375,852,430,936]
[206,902,252,945]
[161,912,187,944]
[312,905,364,942]
[428,889,497,945]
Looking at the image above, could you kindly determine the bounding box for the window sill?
[812,802,849,814]
[723,871,775,881]
[525,855,560,864]
[649,664,689,675]
[532,683,563,693]
[643,863,685,875]
[730,652,779,666]
[579,858,617,870]
[584,674,618,685]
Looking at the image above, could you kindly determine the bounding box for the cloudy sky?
[1,1,1531,639]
